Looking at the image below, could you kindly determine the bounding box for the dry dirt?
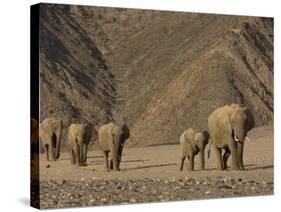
[37,125,273,208]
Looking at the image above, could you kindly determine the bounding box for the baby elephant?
[178,128,209,171]
[68,123,93,166]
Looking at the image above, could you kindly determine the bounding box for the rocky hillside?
[38,4,273,146]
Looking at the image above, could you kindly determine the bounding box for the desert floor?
[37,125,273,208]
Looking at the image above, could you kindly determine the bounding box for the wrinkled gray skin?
[208,104,254,170]
[178,128,209,171]
[68,123,93,166]
[98,122,130,171]
[39,118,63,161]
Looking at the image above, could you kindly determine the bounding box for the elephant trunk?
[112,136,120,171]
[79,143,83,165]
[237,141,244,170]
[199,150,205,170]
[233,127,245,143]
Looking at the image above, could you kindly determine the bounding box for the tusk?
[234,135,239,142]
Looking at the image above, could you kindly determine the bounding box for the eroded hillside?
[39,4,273,146]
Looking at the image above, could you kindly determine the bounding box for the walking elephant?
[39,118,63,161]
[98,122,130,171]
[68,123,93,166]
[208,104,254,170]
[178,128,209,171]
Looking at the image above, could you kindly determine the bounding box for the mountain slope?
[38,4,273,146]
[39,4,117,130]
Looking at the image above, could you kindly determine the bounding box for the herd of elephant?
[31,104,255,172]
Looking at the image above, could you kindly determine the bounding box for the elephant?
[67,123,93,166]
[39,118,63,161]
[31,118,39,160]
[178,128,209,171]
[207,104,254,171]
[98,122,130,171]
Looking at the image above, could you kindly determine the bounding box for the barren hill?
[39,4,273,146]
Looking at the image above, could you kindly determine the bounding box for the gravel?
[39,176,273,209]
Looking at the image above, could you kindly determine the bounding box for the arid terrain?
[37,125,273,208]
[39,4,273,147]
[34,3,274,209]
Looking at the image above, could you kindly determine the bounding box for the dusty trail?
[37,125,273,208]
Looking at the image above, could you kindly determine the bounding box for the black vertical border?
[30,3,40,209]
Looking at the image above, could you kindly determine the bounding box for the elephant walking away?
[98,122,130,171]
[208,104,254,170]
[39,118,63,161]
[178,128,209,171]
[68,123,93,166]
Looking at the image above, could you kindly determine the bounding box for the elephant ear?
[216,111,233,135]
[110,125,115,145]
[194,133,203,148]
[244,107,255,131]
[184,129,195,143]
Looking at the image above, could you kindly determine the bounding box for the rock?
[219,185,233,189]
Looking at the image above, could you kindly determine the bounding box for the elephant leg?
[44,144,49,161]
[70,148,75,165]
[229,141,239,170]
[222,148,230,170]
[187,154,194,171]
[83,144,88,165]
[214,147,223,170]
[50,135,57,161]
[178,156,186,171]
[49,143,56,161]
[109,159,113,170]
[237,142,245,170]
[103,151,109,171]
[74,144,82,166]
[199,149,205,170]
[79,143,84,166]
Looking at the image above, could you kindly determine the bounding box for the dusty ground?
[37,125,273,208]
